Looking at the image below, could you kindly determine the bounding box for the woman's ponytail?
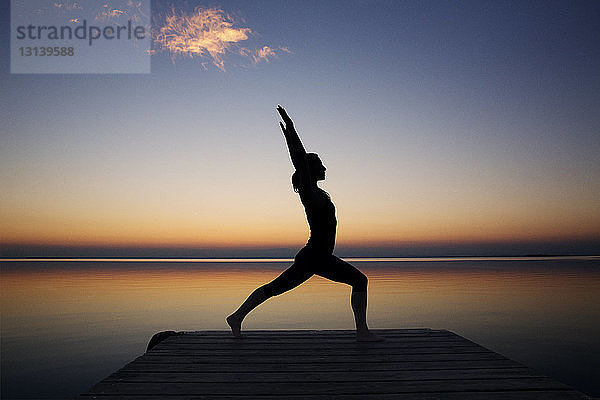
[291,171,301,192]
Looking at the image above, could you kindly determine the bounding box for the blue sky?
[1,0,599,256]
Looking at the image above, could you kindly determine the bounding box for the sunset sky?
[1,1,599,256]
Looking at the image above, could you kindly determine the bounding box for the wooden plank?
[157,334,469,344]
[161,337,469,346]
[84,377,572,395]
[147,347,487,357]
[103,368,542,383]
[154,340,470,348]
[156,330,478,346]
[134,352,508,364]
[166,334,460,341]
[118,359,524,373]
[152,342,475,351]
[165,329,454,339]
[176,329,440,335]
[79,392,589,399]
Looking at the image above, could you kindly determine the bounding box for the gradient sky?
[1,0,599,255]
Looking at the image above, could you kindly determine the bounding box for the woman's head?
[292,153,326,192]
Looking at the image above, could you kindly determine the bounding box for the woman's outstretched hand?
[277,105,308,174]
[277,105,294,134]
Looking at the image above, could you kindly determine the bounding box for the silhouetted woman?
[227,106,383,341]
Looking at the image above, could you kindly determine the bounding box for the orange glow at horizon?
[2,206,598,249]
[2,159,598,249]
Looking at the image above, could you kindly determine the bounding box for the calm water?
[1,257,599,399]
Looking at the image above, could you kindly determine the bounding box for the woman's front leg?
[317,256,385,341]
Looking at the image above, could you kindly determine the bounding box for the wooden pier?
[80,329,590,399]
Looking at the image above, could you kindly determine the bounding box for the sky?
[1,0,599,256]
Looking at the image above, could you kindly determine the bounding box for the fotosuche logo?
[11,0,151,74]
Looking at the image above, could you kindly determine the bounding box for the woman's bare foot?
[356,330,385,342]
[226,314,243,338]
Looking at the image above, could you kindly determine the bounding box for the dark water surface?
[1,256,599,398]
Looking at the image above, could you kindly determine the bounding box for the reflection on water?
[1,257,599,398]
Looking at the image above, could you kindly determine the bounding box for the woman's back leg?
[227,261,313,337]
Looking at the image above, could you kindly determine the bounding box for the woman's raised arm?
[277,106,311,189]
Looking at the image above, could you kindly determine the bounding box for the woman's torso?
[300,187,337,254]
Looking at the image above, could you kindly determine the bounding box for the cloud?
[153,7,291,71]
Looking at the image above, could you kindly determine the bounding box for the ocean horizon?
[2,255,599,262]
